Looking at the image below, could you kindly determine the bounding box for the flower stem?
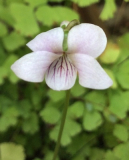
[64,19,80,32]
[62,19,80,52]
[52,89,70,160]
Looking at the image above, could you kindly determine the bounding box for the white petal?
[45,55,77,91]
[27,27,64,54]
[69,54,113,89]
[67,23,107,58]
[11,51,61,82]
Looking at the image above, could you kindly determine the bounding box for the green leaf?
[2,31,26,51]
[109,91,129,119]
[118,33,129,49]
[9,70,19,83]
[40,103,61,124]
[54,6,79,22]
[113,142,129,160]
[47,90,65,102]
[0,22,8,37]
[117,33,129,63]
[3,54,19,83]
[67,134,92,160]
[116,59,129,89]
[113,124,128,142]
[0,95,13,113]
[104,150,119,160]
[0,44,7,65]
[104,109,118,123]
[0,106,19,132]
[0,6,15,26]
[104,69,118,89]
[18,100,32,118]
[90,148,105,160]
[103,122,119,148]
[104,134,119,148]
[25,0,47,7]
[68,102,84,119]
[10,3,39,36]
[0,142,25,160]
[6,0,24,5]
[14,134,27,147]
[100,0,117,20]
[85,102,94,112]
[0,67,8,85]
[36,6,79,26]
[3,54,18,68]
[71,0,99,7]
[50,118,81,146]
[83,110,103,131]
[44,151,59,160]
[22,112,39,134]
[36,5,55,26]
[3,83,18,100]
[99,42,120,64]
[31,89,43,107]
[71,80,86,97]
[48,0,63,2]
[85,90,106,111]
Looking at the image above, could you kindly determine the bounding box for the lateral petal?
[27,27,64,54]
[67,23,107,58]
[45,55,77,91]
[69,54,113,89]
[11,51,61,82]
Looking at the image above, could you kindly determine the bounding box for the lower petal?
[45,55,77,91]
[11,51,61,82]
[69,54,113,89]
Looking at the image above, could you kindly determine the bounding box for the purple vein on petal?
[45,55,77,90]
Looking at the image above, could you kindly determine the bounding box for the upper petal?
[45,55,77,91]
[11,51,61,82]
[26,27,64,53]
[67,23,107,58]
[69,54,113,89]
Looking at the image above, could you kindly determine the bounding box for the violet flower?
[11,21,113,91]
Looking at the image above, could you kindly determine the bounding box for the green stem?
[64,19,80,32]
[52,89,70,160]
[62,19,80,52]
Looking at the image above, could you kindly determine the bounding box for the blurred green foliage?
[0,0,129,160]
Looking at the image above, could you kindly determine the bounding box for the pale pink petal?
[60,21,70,27]
[11,51,61,82]
[26,27,64,53]
[67,23,107,58]
[69,54,113,89]
[45,55,77,91]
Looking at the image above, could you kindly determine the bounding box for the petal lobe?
[68,23,107,58]
[11,51,61,82]
[69,54,113,89]
[27,27,64,54]
[45,55,77,90]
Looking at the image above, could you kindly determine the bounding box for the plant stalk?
[52,89,70,160]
